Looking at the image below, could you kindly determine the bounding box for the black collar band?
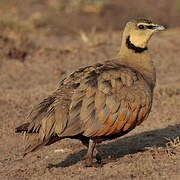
[126,36,147,53]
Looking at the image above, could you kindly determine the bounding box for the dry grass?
[165,137,180,156]
[79,27,108,46]
[0,17,33,33]
[30,13,49,29]
[54,0,108,13]
[165,137,180,148]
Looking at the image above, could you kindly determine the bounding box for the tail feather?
[23,134,48,156]
[15,123,30,133]
[15,95,65,156]
[15,123,48,156]
[45,135,62,145]
[23,134,62,156]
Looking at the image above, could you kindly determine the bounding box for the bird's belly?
[102,96,152,136]
[92,126,135,143]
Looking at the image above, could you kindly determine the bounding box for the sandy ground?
[0,1,180,179]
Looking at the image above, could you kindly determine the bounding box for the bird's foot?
[83,159,102,168]
[95,153,102,164]
[83,155,103,168]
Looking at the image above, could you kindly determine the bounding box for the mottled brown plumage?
[16,19,166,166]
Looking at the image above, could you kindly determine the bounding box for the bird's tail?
[15,123,30,133]
[15,95,67,156]
[16,122,63,157]
[23,134,49,156]
[15,122,46,156]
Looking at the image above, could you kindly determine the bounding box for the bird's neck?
[116,35,156,89]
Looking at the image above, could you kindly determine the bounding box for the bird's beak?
[154,24,166,31]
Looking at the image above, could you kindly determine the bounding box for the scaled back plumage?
[16,19,166,166]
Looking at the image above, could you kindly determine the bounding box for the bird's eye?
[147,25,153,29]
[138,25,144,29]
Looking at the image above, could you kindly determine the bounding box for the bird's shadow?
[47,124,180,168]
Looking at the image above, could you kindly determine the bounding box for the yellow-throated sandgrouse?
[16,19,166,167]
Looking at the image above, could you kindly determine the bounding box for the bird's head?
[122,19,166,51]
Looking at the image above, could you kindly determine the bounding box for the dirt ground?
[0,1,180,179]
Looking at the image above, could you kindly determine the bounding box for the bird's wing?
[62,60,152,137]
[81,65,152,137]
[23,64,102,141]
[21,81,75,153]
[22,60,152,153]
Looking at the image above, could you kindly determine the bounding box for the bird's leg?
[81,138,102,165]
[84,139,102,167]
[94,147,102,164]
[85,139,95,166]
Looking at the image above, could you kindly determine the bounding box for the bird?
[15,19,165,167]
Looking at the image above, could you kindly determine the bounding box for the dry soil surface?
[0,1,180,179]
[0,28,180,180]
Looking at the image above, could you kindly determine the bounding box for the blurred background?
[0,0,179,35]
[0,0,179,63]
[1,1,180,179]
